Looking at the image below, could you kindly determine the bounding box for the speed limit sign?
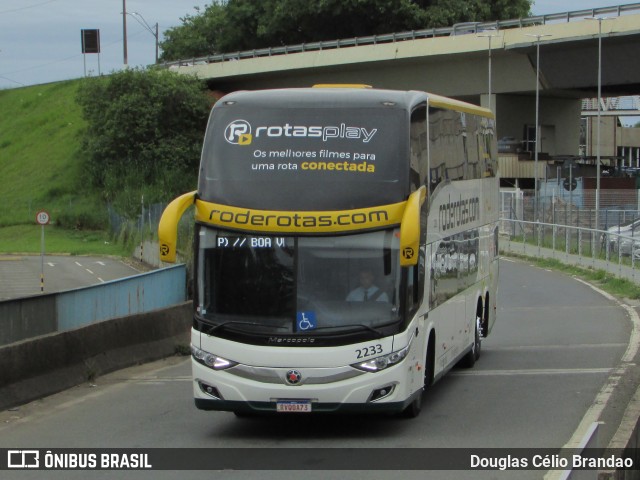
[36,210,50,225]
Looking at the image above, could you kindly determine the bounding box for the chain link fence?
[108,201,194,270]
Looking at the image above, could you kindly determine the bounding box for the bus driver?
[346,269,389,302]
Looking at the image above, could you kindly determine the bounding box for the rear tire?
[461,316,481,368]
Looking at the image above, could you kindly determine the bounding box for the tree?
[159,0,532,61]
[76,68,212,216]
[243,0,426,48]
[160,4,227,61]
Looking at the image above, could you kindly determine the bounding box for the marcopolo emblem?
[225,120,252,145]
[285,370,302,385]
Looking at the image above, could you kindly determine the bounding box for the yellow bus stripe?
[194,200,407,234]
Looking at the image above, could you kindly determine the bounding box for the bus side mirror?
[158,191,196,263]
[400,186,426,267]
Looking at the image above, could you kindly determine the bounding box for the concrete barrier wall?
[0,301,193,411]
[0,264,187,346]
[0,294,57,345]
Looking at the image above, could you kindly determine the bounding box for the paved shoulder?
[0,255,145,301]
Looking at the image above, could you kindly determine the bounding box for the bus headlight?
[191,345,238,370]
[351,344,410,372]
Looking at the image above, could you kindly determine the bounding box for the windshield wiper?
[311,323,385,337]
[195,314,288,334]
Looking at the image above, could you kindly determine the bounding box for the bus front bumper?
[194,394,420,415]
[192,359,422,415]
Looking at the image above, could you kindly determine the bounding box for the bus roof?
[217,87,494,119]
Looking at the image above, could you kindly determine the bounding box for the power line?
[0,0,59,15]
[0,29,147,81]
[0,74,26,86]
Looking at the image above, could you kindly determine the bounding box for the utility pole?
[585,16,614,234]
[525,33,552,222]
[123,0,128,65]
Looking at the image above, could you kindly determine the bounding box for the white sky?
[0,0,635,90]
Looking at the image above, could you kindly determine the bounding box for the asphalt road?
[0,258,637,480]
[0,255,144,300]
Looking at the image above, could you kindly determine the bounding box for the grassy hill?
[0,81,127,255]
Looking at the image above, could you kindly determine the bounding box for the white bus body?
[159,86,499,417]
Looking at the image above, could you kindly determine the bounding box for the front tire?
[402,336,434,419]
[402,391,423,418]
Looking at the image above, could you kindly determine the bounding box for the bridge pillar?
[480,93,496,116]
[495,95,581,157]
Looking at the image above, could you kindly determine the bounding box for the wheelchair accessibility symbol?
[296,311,317,332]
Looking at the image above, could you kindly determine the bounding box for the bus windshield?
[196,227,402,337]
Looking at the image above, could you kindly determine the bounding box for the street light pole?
[585,16,612,234]
[130,12,159,64]
[525,33,552,222]
[478,29,499,113]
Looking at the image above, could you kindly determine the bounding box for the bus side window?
[405,253,424,316]
[410,106,428,192]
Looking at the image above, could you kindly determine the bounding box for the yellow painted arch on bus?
[399,186,427,267]
[159,191,427,266]
[158,191,196,263]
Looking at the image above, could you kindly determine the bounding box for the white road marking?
[85,269,94,275]
[96,261,106,266]
[488,343,627,351]
[125,375,192,384]
[544,278,640,480]
[453,368,612,376]
[75,261,82,267]
[572,277,640,363]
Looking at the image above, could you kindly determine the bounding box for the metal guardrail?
[0,264,187,346]
[162,3,640,68]
[500,218,640,284]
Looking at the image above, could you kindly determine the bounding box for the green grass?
[0,80,103,228]
[0,80,116,255]
[0,225,129,256]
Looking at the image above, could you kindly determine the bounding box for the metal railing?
[162,3,640,68]
[500,189,640,233]
[500,218,640,284]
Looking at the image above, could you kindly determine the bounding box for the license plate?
[276,400,312,413]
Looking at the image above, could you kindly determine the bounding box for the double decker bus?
[159,85,499,418]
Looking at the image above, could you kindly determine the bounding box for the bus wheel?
[402,390,423,418]
[461,316,481,368]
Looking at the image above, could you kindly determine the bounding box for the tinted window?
[196,228,402,335]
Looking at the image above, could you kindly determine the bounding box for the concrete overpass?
[168,4,640,183]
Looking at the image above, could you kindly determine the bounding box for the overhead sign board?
[81,29,100,54]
